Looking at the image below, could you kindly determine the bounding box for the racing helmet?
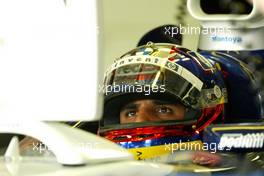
[99,43,227,160]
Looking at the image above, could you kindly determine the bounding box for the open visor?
[102,56,227,126]
[104,56,202,106]
[104,55,226,106]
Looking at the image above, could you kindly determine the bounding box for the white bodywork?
[0,122,174,176]
[0,157,174,176]
[0,0,101,121]
[187,0,264,51]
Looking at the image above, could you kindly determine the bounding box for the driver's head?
[100,42,227,136]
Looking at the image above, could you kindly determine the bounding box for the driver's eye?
[155,106,173,114]
[125,110,137,118]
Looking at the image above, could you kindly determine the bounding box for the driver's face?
[120,99,186,124]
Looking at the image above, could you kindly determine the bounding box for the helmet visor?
[102,56,227,126]
[104,55,203,106]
